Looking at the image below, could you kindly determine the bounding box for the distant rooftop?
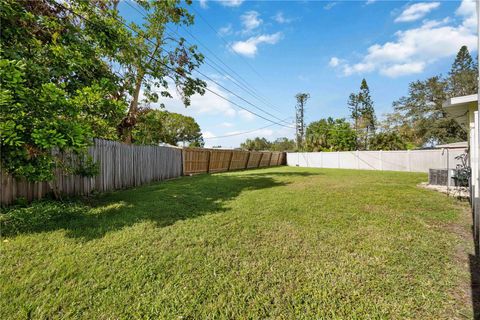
[434,141,468,149]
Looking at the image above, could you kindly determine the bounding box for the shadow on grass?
[1,172,303,241]
[469,252,480,319]
[470,222,480,319]
[234,170,323,178]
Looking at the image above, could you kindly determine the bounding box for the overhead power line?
[51,0,293,128]
[124,1,289,125]
[173,23,283,115]
[191,5,266,82]
[204,117,294,140]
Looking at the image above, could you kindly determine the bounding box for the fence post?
[228,151,234,171]
[206,150,211,173]
[356,150,359,169]
[245,152,251,169]
[337,151,340,168]
[379,150,383,171]
[182,148,187,176]
[407,150,411,172]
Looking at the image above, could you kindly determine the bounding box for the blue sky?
[121,0,477,148]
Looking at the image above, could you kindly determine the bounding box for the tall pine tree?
[448,45,478,97]
[348,79,376,150]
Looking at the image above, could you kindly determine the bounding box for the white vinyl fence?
[287,149,466,173]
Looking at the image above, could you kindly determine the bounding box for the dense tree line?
[240,137,295,152]
[133,109,203,147]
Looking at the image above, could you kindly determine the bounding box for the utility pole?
[295,93,310,150]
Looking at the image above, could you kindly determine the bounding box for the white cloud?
[395,2,440,23]
[366,0,377,5]
[238,109,256,121]
[218,24,233,36]
[273,12,292,24]
[324,2,338,10]
[380,62,425,77]
[343,62,375,75]
[157,80,237,118]
[199,0,208,9]
[329,57,341,67]
[330,0,477,78]
[241,11,262,33]
[231,32,283,57]
[220,122,234,128]
[218,0,244,7]
[199,0,244,8]
[457,0,477,30]
[202,131,216,139]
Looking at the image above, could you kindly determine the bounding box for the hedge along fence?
[1,139,183,206]
[182,149,284,175]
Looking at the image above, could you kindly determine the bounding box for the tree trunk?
[118,72,144,143]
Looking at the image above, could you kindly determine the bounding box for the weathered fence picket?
[1,139,183,205]
[1,140,285,205]
[181,149,283,175]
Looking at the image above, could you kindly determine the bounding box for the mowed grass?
[0,167,473,319]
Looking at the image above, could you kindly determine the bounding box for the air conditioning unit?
[428,169,448,186]
[428,168,469,187]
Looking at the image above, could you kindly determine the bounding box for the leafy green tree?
[133,109,203,147]
[114,0,206,142]
[369,132,407,151]
[0,0,207,187]
[379,112,418,148]
[347,92,360,135]
[448,45,478,96]
[305,118,357,152]
[382,46,474,148]
[0,0,127,183]
[269,137,296,152]
[348,79,376,150]
[240,137,272,151]
[388,77,466,147]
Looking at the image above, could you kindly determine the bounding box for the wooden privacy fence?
[1,139,182,205]
[182,149,285,175]
[1,141,286,205]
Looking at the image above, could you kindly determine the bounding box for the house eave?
[442,94,478,128]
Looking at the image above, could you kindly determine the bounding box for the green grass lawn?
[0,167,474,319]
